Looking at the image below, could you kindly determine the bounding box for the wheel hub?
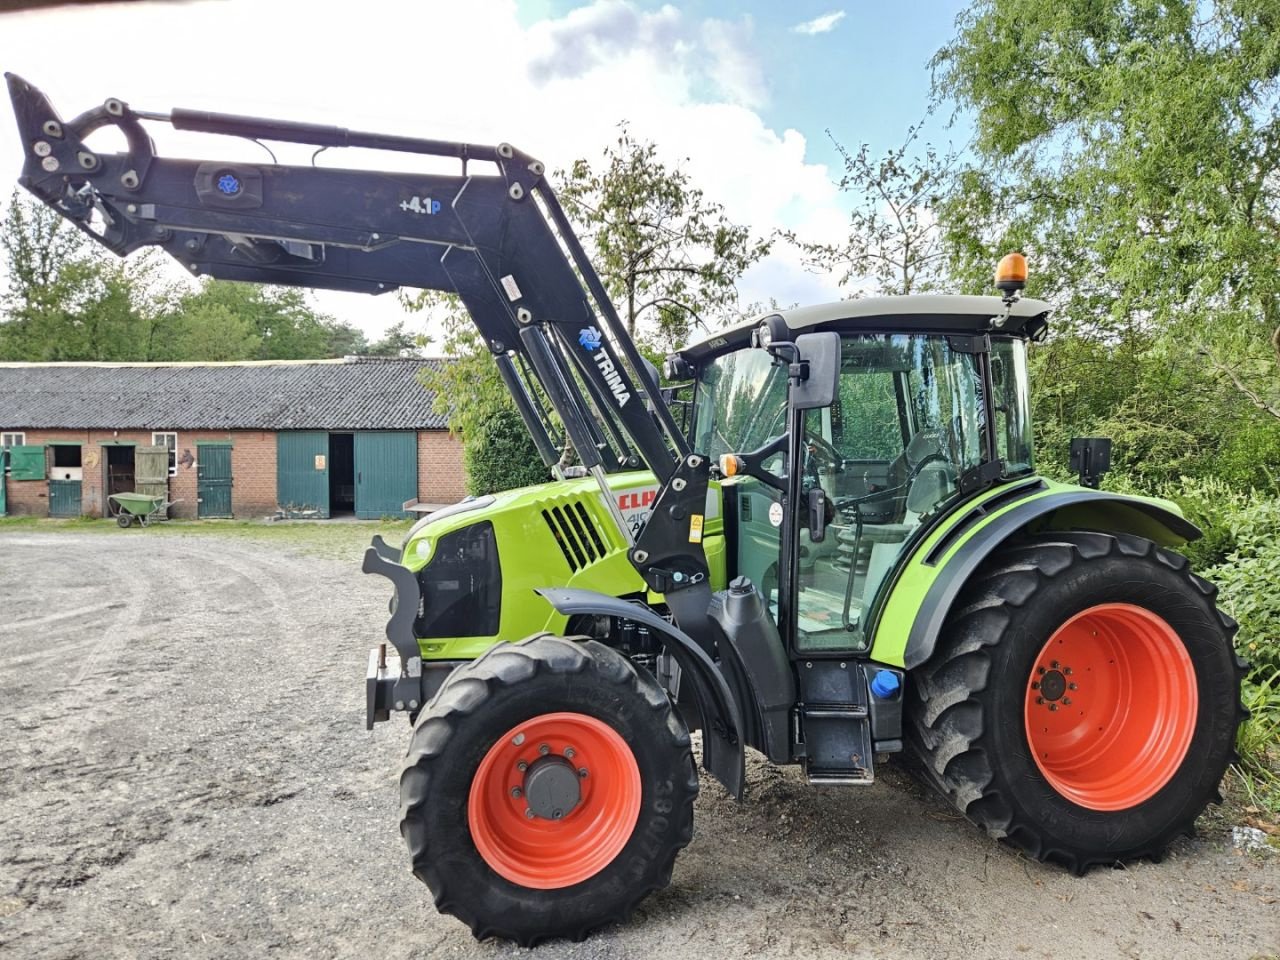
[523,756,581,820]
[1038,668,1068,701]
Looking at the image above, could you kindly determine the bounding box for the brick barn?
[0,358,465,520]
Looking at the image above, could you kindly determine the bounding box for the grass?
[1232,669,1280,832]
[0,514,415,561]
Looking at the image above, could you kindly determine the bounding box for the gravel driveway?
[1,529,1276,960]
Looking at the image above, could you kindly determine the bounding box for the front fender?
[536,587,746,799]
[873,482,1201,671]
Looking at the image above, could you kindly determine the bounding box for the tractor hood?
[385,472,727,661]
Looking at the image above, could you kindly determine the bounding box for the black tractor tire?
[399,633,698,946]
[906,531,1247,873]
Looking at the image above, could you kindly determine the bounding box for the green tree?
[789,125,956,296]
[464,407,551,495]
[158,279,365,361]
[934,0,1280,487]
[365,320,428,358]
[559,123,770,347]
[405,292,550,489]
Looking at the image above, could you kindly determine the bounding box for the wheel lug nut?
[578,767,589,778]
[1063,667,1073,675]
[1030,681,1040,690]
[1062,698,1072,706]
[1035,696,1045,705]
[525,808,535,819]
[1049,703,1058,712]
[564,747,576,759]
[1050,661,1060,670]
[510,787,522,799]
[516,760,528,772]
[538,743,550,756]
[513,733,525,746]
[1037,667,1046,675]
[1068,682,1078,690]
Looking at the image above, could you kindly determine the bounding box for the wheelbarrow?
[108,492,182,528]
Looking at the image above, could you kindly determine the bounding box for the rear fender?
[537,587,746,799]
[874,485,1201,671]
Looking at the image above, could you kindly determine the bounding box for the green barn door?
[354,431,417,519]
[0,450,7,516]
[198,444,233,518]
[277,432,330,518]
[49,480,82,517]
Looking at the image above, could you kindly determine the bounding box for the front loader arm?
[9,73,727,682]
[6,73,692,495]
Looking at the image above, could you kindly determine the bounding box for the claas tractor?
[8,76,1247,946]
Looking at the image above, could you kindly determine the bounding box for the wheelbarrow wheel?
[117,514,132,528]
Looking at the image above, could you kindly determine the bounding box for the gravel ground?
[1,529,1277,960]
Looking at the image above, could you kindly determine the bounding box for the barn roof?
[0,357,450,431]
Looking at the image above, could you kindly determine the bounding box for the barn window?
[152,432,178,476]
[2,433,25,474]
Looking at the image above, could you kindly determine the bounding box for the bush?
[1157,477,1253,570]
[1205,497,1280,682]
[463,407,551,496]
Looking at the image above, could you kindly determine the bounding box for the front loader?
[8,76,1247,946]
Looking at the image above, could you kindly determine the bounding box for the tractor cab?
[681,295,1046,653]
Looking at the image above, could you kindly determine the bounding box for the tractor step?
[797,660,876,785]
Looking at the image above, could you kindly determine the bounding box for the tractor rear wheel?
[399,633,697,945]
[906,531,1246,872]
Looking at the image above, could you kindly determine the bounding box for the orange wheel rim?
[1024,603,1197,811]
[467,711,641,889]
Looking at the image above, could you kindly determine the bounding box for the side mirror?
[1069,437,1112,489]
[790,331,841,411]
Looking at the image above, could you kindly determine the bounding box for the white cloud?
[0,0,847,342]
[792,11,846,36]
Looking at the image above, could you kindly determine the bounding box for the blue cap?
[870,670,901,699]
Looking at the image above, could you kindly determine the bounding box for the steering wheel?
[803,430,844,472]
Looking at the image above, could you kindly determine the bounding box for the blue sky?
[515,0,973,167]
[0,0,975,339]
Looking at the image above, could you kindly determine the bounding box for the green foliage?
[935,0,1280,440]
[363,320,428,358]
[787,123,956,296]
[412,294,512,440]
[463,407,550,496]
[0,193,367,362]
[1234,671,1280,816]
[559,122,769,347]
[1205,498,1280,680]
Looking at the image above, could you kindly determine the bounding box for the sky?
[0,0,972,344]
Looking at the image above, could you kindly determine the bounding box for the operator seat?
[834,424,961,628]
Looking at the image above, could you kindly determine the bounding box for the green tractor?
[9,76,1246,946]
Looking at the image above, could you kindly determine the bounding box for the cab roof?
[680,294,1051,363]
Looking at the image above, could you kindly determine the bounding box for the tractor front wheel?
[399,634,697,945]
[907,531,1246,872]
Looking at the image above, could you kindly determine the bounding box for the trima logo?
[578,327,630,407]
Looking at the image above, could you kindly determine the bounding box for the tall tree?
[558,123,770,347]
[789,125,957,296]
[934,0,1280,409]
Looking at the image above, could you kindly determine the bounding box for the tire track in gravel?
[1,530,1277,960]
